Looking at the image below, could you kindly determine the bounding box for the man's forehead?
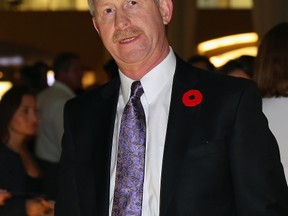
[95,0,150,4]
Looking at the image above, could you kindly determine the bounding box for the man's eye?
[104,8,113,14]
[128,1,137,6]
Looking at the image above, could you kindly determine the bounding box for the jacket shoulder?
[65,78,120,111]
[175,56,258,94]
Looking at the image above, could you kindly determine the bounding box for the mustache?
[112,27,143,43]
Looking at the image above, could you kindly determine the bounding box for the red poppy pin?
[182,89,203,107]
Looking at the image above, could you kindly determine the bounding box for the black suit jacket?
[55,56,288,216]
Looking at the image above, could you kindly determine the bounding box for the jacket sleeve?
[55,102,81,216]
[230,82,288,215]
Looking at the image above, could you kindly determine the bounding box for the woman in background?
[253,22,288,183]
[0,85,53,216]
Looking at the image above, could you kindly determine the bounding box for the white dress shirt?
[109,48,176,215]
[262,97,288,183]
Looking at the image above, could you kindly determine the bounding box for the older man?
[55,0,288,215]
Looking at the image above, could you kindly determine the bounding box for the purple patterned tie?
[112,81,146,216]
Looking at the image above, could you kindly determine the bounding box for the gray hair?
[87,0,95,17]
[87,0,160,17]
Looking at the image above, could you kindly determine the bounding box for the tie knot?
[130,81,144,98]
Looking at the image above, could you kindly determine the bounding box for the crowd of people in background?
[187,54,255,79]
[253,22,288,181]
[35,52,84,201]
[0,20,288,215]
[0,52,85,215]
[0,86,53,216]
[188,22,288,182]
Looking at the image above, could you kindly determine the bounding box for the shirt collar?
[119,47,176,104]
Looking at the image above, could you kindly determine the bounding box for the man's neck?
[117,44,170,80]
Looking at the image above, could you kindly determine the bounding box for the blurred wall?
[0,8,254,84]
[253,0,288,40]
[0,11,109,84]
[168,0,197,60]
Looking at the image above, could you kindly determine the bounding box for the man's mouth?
[119,36,137,44]
[113,27,143,44]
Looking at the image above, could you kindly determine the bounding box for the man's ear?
[92,17,100,34]
[159,0,173,25]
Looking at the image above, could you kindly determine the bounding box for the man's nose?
[115,9,130,29]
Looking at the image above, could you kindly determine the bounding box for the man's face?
[92,0,172,72]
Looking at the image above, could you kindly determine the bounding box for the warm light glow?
[76,0,88,10]
[47,70,55,86]
[198,33,258,54]
[210,46,258,68]
[230,0,253,8]
[19,0,89,11]
[0,82,13,100]
[82,71,96,89]
[197,0,253,9]
[0,71,4,79]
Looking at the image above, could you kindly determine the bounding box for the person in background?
[253,22,288,182]
[55,0,288,215]
[0,85,53,216]
[20,61,50,94]
[219,55,255,79]
[187,54,216,72]
[35,52,84,200]
[19,62,50,157]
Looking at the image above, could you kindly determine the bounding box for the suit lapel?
[160,58,203,215]
[73,85,118,216]
[91,78,120,215]
[88,61,204,215]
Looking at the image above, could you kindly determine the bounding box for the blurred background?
[0,0,287,96]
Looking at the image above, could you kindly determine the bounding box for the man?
[36,52,83,200]
[55,0,288,215]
